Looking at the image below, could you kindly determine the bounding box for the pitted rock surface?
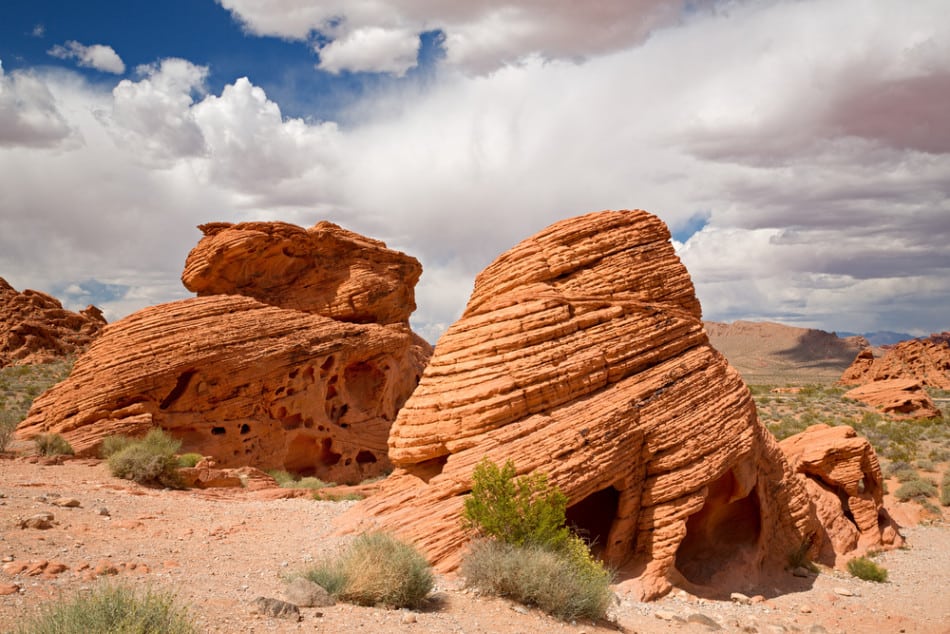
[338,210,888,600]
[0,277,105,367]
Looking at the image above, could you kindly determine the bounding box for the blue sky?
[1,0,948,342]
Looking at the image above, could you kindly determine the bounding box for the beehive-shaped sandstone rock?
[340,210,893,599]
[19,222,430,483]
[1,277,105,367]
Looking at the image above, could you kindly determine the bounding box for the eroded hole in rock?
[240,423,250,435]
[411,455,448,483]
[320,438,342,466]
[344,361,386,403]
[283,435,317,476]
[356,450,377,464]
[566,486,620,557]
[211,426,226,435]
[320,356,335,373]
[675,470,762,586]
[159,369,197,410]
[289,369,299,379]
[281,414,303,430]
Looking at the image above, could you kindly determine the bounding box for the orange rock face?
[181,221,421,325]
[339,210,889,600]
[843,379,941,420]
[780,424,903,564]
[18,222,431,484]
[0,277,105,367]
[840,334,950,389]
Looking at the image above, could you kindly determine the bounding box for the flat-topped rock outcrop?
[181,221,421,325]
[1,277,106,367]
[840,334,950,389]
[338,209,898,600]
[18,221,430,483]
[843,379,941,420]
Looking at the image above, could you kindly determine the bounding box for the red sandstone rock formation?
[0,277,105,367]
[839,334,950,389]
[780,424,902,565]
[843,379,941,420]
[18,221,431,484]
[181,221,421,325]
[338,210,893,600]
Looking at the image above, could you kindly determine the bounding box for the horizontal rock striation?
[339,210,883,600]
[1,277,105,367]
[840,334,950,389]
[181,221,421,326]
[19,221,431,483]
[843,379,941,420]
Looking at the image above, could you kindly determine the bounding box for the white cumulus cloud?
[317,27,420,76]
[48,40,126,74]
[0,61,75,148]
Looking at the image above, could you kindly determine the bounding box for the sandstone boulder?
[339,210,843,600]
[0,277,105,367]
[18,295,427,483]
[839,334,950,389]
[779,424,903,564]
[181,221,421,325]
[842,379,941,420]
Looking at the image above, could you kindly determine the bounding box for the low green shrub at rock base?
[0,410,17,452]
[14,582,196,634]
[894,479,937,502]
[176,453,203,468]
[34,433,74,456]
[940,470,950,507]
[107,428,183,488]
[847,556,888,583]
[459,458,614,621]
[462,539,614,621]
[302,532,433,609]
[100,434,134,458]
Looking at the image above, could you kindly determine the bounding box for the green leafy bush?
[462,458,570,550]
[107,428,183,488]
[460,458,613,621]
[302,532,433,609]
[462,539,613,621]
[35,433,74,456]
[0,410,17,452]
[940,471,950,507]
[100,434,133,458]
[176,453,203,468]
[847,556,888,582]
[893,479,937,502]
[14,582,195,634]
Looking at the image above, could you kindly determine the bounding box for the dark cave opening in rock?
[344,360,386,403]
[566,486,621,558]
[675,469,762,586]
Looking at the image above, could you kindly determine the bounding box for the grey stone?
[51,497,80,508]
[283,577,335,608]
[833,587,854,597]
[792,566,812,578]
[687,612,722,630]
[249,596,301,620]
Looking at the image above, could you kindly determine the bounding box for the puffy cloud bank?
[1,0,948,341]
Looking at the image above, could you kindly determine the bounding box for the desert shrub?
[940,471,950,507]
[35,433,74,456]
[462,458,570,550]
[916,459,936,472]
[107,428,183,488]
[302,532,433,609]
[0,410,17,452]
[312,491,364,501]
[929,447,950,462]
[846,556,888,583]
[14,582,195,634]
[893,479,937,502]
[176,453,203,468]
[886,462,920,483]
[100,434,133,458]
[462,539,613,621]
[460,458,613,621]
[267,469,295,486]
[787,538,818,573]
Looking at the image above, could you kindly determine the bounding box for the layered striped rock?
[182,221,421,325]
[18,295,428,483]
[1,277,105,368]
[339,210,858,600]
[843,379,941,420]
[780,424,903,564]
[18,221,431,483]
[840,334,950,389]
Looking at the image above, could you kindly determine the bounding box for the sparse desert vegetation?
[106,429,184,488]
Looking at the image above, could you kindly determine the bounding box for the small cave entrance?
[566,486,621,558]
[343,361,387,403]
[674,469,762,586]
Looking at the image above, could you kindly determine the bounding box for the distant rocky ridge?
[18,222,431,484]
[704,320,867,385]
[339,210,900,600]
[0,277,106,368]
[840,333,950,390]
